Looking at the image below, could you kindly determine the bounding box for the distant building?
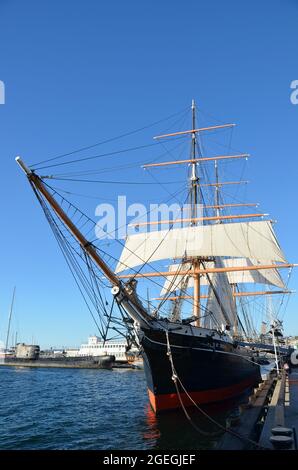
[287,336,298,349]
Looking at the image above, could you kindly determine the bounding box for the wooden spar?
[151,290,293,301]
[204,203,258,209]
[129,213,268,227]
[118,263,297,279]
[200,181,249,187]
[152,295,208,301]
[234,290,293,298]
[142,154,249,168]
[153,123,235,140]
[15,157,120,287]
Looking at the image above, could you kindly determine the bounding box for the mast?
[214,160,220,219]
[5,287,16,353]
[190,100,200,326]
[190,99,199,221]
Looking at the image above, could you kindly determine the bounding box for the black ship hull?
[140,327,261,413]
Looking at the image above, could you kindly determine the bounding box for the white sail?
[160,258,285,296]
[222,258,285,287]
[204,258,237,329]
[116,221,286,273]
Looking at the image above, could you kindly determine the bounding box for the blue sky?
[0,0,297,348]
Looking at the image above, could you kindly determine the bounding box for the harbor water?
[0,366,237,450]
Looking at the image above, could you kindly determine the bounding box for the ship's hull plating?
[140,328,261,413]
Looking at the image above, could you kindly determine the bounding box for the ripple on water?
[0,366,233,450]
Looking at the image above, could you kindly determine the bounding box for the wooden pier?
[217,368,298,450]
[259,369,298,449]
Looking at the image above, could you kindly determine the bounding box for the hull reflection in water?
[143,392,250,450]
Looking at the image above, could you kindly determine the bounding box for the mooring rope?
[165,330,270,449]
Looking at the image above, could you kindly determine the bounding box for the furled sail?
[115,221,286,273]
[204,258,237,329]
[160,258,285,296]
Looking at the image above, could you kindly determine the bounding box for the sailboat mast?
[190,100,200,326]
[5,287,16,353]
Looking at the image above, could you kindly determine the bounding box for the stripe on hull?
[147,375,257,413]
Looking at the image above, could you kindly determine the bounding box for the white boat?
[65,335,138,363]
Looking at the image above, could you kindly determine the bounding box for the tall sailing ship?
[16,101,296,413]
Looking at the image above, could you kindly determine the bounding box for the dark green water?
[0,366,232,450]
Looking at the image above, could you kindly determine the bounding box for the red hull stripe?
[148,376,257,413]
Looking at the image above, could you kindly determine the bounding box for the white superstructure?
[78,336,128,361]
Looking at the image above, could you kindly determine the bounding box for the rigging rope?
[46,177,185,185]
[33,179,205,322]
[47,139,188,178]
[30,182,114,337]
[32,139,186,171]
[29,106,189,168]
[165,330,270,449]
